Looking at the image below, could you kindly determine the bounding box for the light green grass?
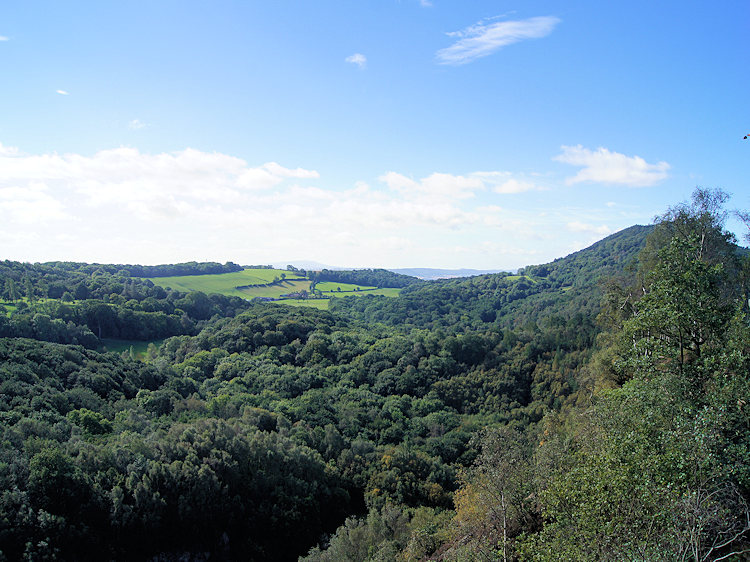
[99,338,164,360]
[321,287,401,298]
[142,269,400,303]
[238,279,313,299]
[1,298,66,316]
[146,269,304,298]
[0,301,17,316]
[315,281,376,293]
[505,275,537,284]
[362,288,401,297]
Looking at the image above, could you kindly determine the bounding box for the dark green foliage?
[310,268,420,288]
[331,225,652,332]
[3,207,746,561]
[0,260,252,347]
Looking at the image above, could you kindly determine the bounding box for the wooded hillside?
[1,190,748,561]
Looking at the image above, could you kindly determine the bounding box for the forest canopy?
[1,189,748,561]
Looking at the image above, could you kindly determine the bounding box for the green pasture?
[322,287,402,298]
[146,269,304,298]
[360,288,401,297]
[142,269,400,305]
[238,279,313,299]
[315,281,376,293]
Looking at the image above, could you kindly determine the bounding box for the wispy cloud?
[472,172,540,194]
[419,0,432,7]
[380,171,484,200]
[345,53,367,68]
[555,145,670,187]
[0,36,9,41]
[436,16,560,65]
[567,221,611,236]
[128,119,148,130]
[56,89,69,95]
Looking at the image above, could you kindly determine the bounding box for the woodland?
[0,189,748,561]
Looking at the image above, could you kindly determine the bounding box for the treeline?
[309,268,419,288]
[121,260,243,277]
[1,262,252,346]
[1,261,242,298]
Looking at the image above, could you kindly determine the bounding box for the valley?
[1,194,748,561]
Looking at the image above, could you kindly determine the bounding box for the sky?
[1,1,748,270]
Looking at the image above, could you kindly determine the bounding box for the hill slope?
[331,225,653,330]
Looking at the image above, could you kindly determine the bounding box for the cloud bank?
[0,143,636,268]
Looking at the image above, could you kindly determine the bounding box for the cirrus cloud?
[437,16,560,65]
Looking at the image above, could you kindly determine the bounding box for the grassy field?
[315,281,376,293]
[99,338,164,360]
[358,288,401,297]
[237,279,312,299]
[143,269,401,307]
[146,269,304,298]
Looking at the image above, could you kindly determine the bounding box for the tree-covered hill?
[331,224,654,331]
[1,193,748,561]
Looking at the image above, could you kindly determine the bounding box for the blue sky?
[1,1,748,269]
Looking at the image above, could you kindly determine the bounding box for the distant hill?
[388,268,508,280]
[331,224,655,330]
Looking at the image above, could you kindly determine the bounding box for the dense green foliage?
[331,225,651,332]
[1,260,252,345]
[309,268,420,289]
[1,193,748,561]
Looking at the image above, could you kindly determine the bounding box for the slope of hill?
[331,224,654,330]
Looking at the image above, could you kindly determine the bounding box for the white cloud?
[471,172,539,194]
[436,16,560,65]
[419,0,433,6]
[0,36,9,41]
[380,170,540,198]
[128,119,148,130]
[380,171,484,200]
[0,182,69,224]
[345,53,367,68]
[567,221,611,236]
[555,145,670,187]
[56,89,69,95]
[0,145,320,222]
[0,142,640,269]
